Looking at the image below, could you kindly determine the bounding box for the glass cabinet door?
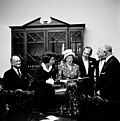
[12,32,24,59]
[70,30,83,56]
[47,31,66,54]
[27,31,44,75]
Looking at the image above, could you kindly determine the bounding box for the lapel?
[100,59,109,75]
[81,58,87,75]
[96,60,100,77]
[102,61,107,71]
[88,58,92,74]
[101,56,113,72]
[81,57,94,75]
[88,57,96,75]
[12,68,23,79]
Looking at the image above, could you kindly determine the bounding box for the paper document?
[78,77,89,80]
[40,119,53,121]
[55,88,66,93]
[46,115,59,120]
[60,80,68,83]
[40,115,59,121]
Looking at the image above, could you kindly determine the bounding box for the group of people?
[1,44,120,120]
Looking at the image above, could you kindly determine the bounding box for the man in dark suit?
[74,46,97,96]
[96,45,120,101]
[96,45,120,120]
[3,55,29,91]
[3,55,30,111]
[95,47,106,94]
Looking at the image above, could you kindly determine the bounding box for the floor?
[1,107,120,121]
[1,92,120,121]
[0,111,77,121]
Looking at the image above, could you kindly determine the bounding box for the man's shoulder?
[111,55,119,62]
[3,68,14,78]
[108,55,120,66]
[4,68,13,73]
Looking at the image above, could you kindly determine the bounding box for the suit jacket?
[3,68,29,91]
[74,56,97,96]
[74,56,96,78]
[96,55,120,101]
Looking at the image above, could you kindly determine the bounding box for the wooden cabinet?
[10,17,85,76]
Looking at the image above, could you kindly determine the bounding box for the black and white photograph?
[0,0,120,121]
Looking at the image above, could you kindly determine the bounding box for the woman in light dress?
[57,49,83,117]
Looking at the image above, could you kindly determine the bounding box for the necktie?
[17,69,22,78]
[103,61,106,69]
[101,61,106,73]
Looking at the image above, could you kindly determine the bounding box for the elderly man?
[3,55,29,91]
[3,55,30,112]
[96,45,120,120]
[96,45,120,101]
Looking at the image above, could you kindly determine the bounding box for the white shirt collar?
[82,57,89,74]
[41,62,52,72]
[13,67,21,75]
[99,60,105,75]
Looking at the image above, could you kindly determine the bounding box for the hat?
[42,51,56,63]
[62,49,75,59]
[43,51,56,57]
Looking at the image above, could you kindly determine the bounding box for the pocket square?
[101,72,105,75]
[91,65,94,67]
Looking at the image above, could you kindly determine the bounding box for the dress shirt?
[13,67,22,77]
[99,60,105,76]
[82,57,89,75]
